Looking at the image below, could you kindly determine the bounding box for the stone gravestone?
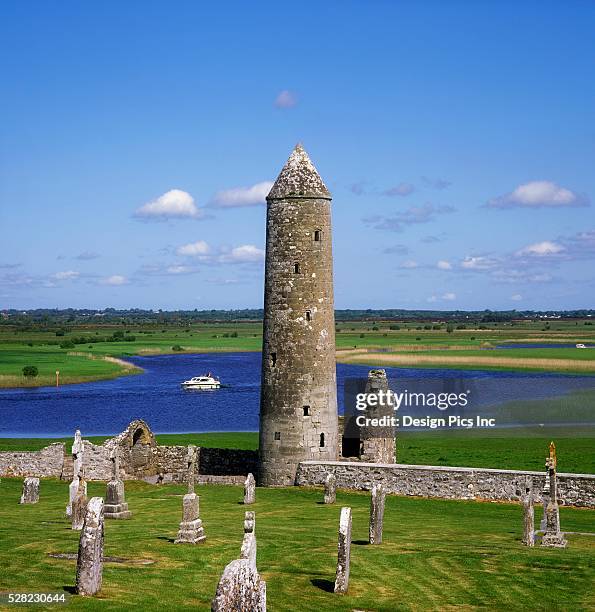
[521,476,534,547]
[324,472,336,504]
[540,442,567,548]
[75,497,104,597]
[211,559,266,612]
[369,483,386,545]
[334,507,352,594]
[244,472,255,505]
[104,449,131,519]
[71,478,89,531]
[20,477,39,504]
[211,511,266,611]
[175,446,206,544]
[67,430,86,517]
[240,511,257,569]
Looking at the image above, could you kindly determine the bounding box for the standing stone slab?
[72,479,89,531]
[244,473,255,505]
[104,449,131,519]
[369,483,386,545]
[522,493,535,547]
[324,473,336,504]
[67,430,85,517]
[75,497,104,597]
[334,507,352,594]
[211,558,266,612]
[20,477,39,504]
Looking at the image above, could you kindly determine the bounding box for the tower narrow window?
[319,433,325,447]
[294,262,300,274]
[305,310,312,321]
[303,405,310,416]
[270,352,277,367]
[314,230,321,242]
[274,431,281,441]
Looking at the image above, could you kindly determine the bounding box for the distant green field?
[0,478,593,610]
[0,319,594,387]
[2,428,592,474]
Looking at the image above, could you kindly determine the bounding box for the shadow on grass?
[311,578,334,593]
[156,536,176,543]
[353,539,369,545]
[63,586,76,594]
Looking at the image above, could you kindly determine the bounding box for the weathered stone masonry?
[296,460,595,508]
[0,420,257,484]
[259,144,339,486]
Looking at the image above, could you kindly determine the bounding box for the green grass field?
[2,428,593,474]
[0,477,593,610]
[1,320,594,387]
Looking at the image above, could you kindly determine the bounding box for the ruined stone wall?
[0,443,65,478]
[0,442,257,483]
[296,461,595,508]
[259,146,339,486]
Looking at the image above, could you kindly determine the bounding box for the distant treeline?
[1,307,593,327]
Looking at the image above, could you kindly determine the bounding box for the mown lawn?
[0,478,593,611]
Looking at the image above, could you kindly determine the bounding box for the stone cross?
[244,473,255,505]
[540,442,567,548]
[522,478,534,547]
[75,497,104,596]
[104,448,131,519]
[324,472,336,504]
[369,483,386,545]
[111,448,121,481]
[240,511,257,570]
[186,445,197,495]
[20,477,40,504]
[334,507,352,594]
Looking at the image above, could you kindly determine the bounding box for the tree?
[446,324,454,334]
[22,365,38,378]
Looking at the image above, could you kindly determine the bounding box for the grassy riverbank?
[2,428,593,474]
[0,477,593,610]
[1,319,594,388]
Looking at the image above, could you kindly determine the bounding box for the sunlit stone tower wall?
[259,144,339,486]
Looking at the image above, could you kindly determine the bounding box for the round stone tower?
[258,144,339,486]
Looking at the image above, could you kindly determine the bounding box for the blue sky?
[1,1,594,311]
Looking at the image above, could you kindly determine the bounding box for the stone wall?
[0,443,65,478]
[296,460,595,508]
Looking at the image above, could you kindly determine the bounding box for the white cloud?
[53,270,80,280]
[274,90,297,108]
[219,244,265,263]
[487,180,588,208]
[437,260,452,270]
[511,294,523,301]
[427,292,456,303]
[166,265,195,275]
[176,241,211,257]
[212,181,273,208]
[461,256,498,270]
[101,275,128,286]
[516,241,565,257]
[399,260,418,269]
[135,189,202,219]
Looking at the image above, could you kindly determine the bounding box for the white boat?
[181,373,221,389]
[576,343,586,349]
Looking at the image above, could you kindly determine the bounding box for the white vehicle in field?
[181,373,221,389]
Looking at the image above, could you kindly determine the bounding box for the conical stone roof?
[267,143,331,200]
